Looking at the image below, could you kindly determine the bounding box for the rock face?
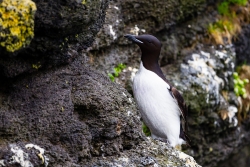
[163,45,250,167]
[0,0,109,77]
[0,0,250,166]
[86,0,250,166]
[87,0,208,74]
[218,144,250,167]
[0,56,142,166]
[0,1,206,166]
[234,24,250,65]
[0,54,202,166]
[0,138,201,167]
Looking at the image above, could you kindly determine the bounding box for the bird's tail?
[179,123,191,146]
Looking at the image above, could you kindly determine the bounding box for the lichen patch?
[0,0,36,52]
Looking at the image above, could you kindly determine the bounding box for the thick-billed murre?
[124,34,189,147]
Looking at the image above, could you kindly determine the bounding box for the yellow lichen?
[32,63,41,70]
[82,0,86,5]
[0,0,37,52]
[38,153,45,164]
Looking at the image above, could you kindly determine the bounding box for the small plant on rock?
[142,122,151,136]
[233,72,249,98]
[208,0,248,45]
[108,63,126,82]
[228,0,247,6]
[218,1,230,16]
[218,0,248,15]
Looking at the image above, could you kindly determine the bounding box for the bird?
[124,34,189,147]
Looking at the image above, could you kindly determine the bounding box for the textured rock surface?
[162,45,250,167]
[0,57,142,166]
[218,144,250,167]
[0,54,202,166]
[0,0,205,166]
[0,138,201,167]
[0,0,109,77]
[177,47,235,113]
[87,0,208,74]
[234,24,250,65]
[0,0,250,166]
[84,0,250,166]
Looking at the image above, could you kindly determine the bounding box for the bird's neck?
[141,54,169,84]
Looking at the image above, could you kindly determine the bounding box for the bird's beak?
[124,34,143,44]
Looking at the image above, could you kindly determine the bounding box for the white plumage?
[133,62,185,147]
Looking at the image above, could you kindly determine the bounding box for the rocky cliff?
[0,0,250,167]
[86,0,250,166]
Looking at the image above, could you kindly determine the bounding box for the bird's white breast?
[133,62,184,147]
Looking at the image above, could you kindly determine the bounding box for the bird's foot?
[175,144,182,151]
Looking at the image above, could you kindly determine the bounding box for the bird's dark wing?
[169,87,190,144]
[170,87,187,122]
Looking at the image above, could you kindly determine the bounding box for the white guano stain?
[114,6,119,10]
[0,160,5,166]
[25,144,49,167]
[122,92,127,97]
[228,106,238,126]
[9,145,33,167]
[109,25,117,40]
[130,25,140,35]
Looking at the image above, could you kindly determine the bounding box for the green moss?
[208,0,247,44]
[218,0,247,16]
[114,63,126,77]
[218,2,230,16]
[108,73,115,82]
[208,18,240,44]
[108,63,126,82]
[228,0,247,6]
[142,122,151,136]
[233,72,249,98]
[0,0,37,52]
[208,19,235,34]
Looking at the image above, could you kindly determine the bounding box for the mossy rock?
[0,0,110,77]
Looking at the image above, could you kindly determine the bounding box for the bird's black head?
[124,34,162,63]
[124,34,168,83]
